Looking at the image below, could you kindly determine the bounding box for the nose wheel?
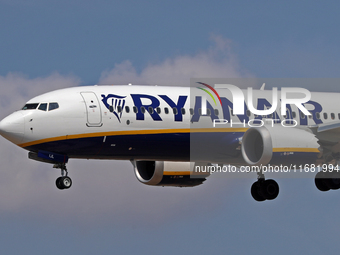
[53,163,72,190]
[56,176,72,190]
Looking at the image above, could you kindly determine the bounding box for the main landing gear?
[251,172,279,202]
[315,171,340,191]
[53,163,72,190]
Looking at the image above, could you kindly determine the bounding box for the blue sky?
[1,1,340,254]
[2,0,340,83]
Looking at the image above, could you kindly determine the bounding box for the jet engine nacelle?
[132,160,210,187]
[241,126,320,166]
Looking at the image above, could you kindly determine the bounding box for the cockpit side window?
[49,102,59,111]
[22,103,39,110]
[38,103,48,111]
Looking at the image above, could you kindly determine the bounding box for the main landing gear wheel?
[54,163,72,190]
[315,171,340,192]
[251,179,279,202]
[251,170,279,202]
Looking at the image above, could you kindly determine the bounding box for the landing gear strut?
[251,171,279,202]
[53,163,72,190]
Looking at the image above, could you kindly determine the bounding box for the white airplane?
[1,83,340,202]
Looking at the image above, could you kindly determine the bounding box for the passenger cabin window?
[117,106,122,113]
[164,108,169,114]
[49,102,59,111]
[324,113,328,119]
[331,113,335,120]
[125,106,130,113]
[189,108,194,115]
[141,106,146,114]
[181,108,186,115]
[173,108,178,115]
[316,112,320,119]
[148,107,154,114]
[156,107,161,114]
[133,106,138,113]
[38,103,48,111]
[22,103,39,110]
[292,112,296,118]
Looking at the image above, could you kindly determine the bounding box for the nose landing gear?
[54,163,72,190]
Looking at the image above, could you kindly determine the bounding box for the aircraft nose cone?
[0,112,25,144]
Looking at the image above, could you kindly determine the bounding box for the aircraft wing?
[310,121,340,162]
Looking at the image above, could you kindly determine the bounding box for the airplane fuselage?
[0,85,335,164]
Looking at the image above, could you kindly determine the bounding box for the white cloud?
[0,37,247,227]
[99,35,251,86]
[0,72,81,114]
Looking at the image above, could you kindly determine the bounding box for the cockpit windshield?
[38,103,48,111]
[49,102,59,111]
[22,102,59,111]
[22,103,39,110]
